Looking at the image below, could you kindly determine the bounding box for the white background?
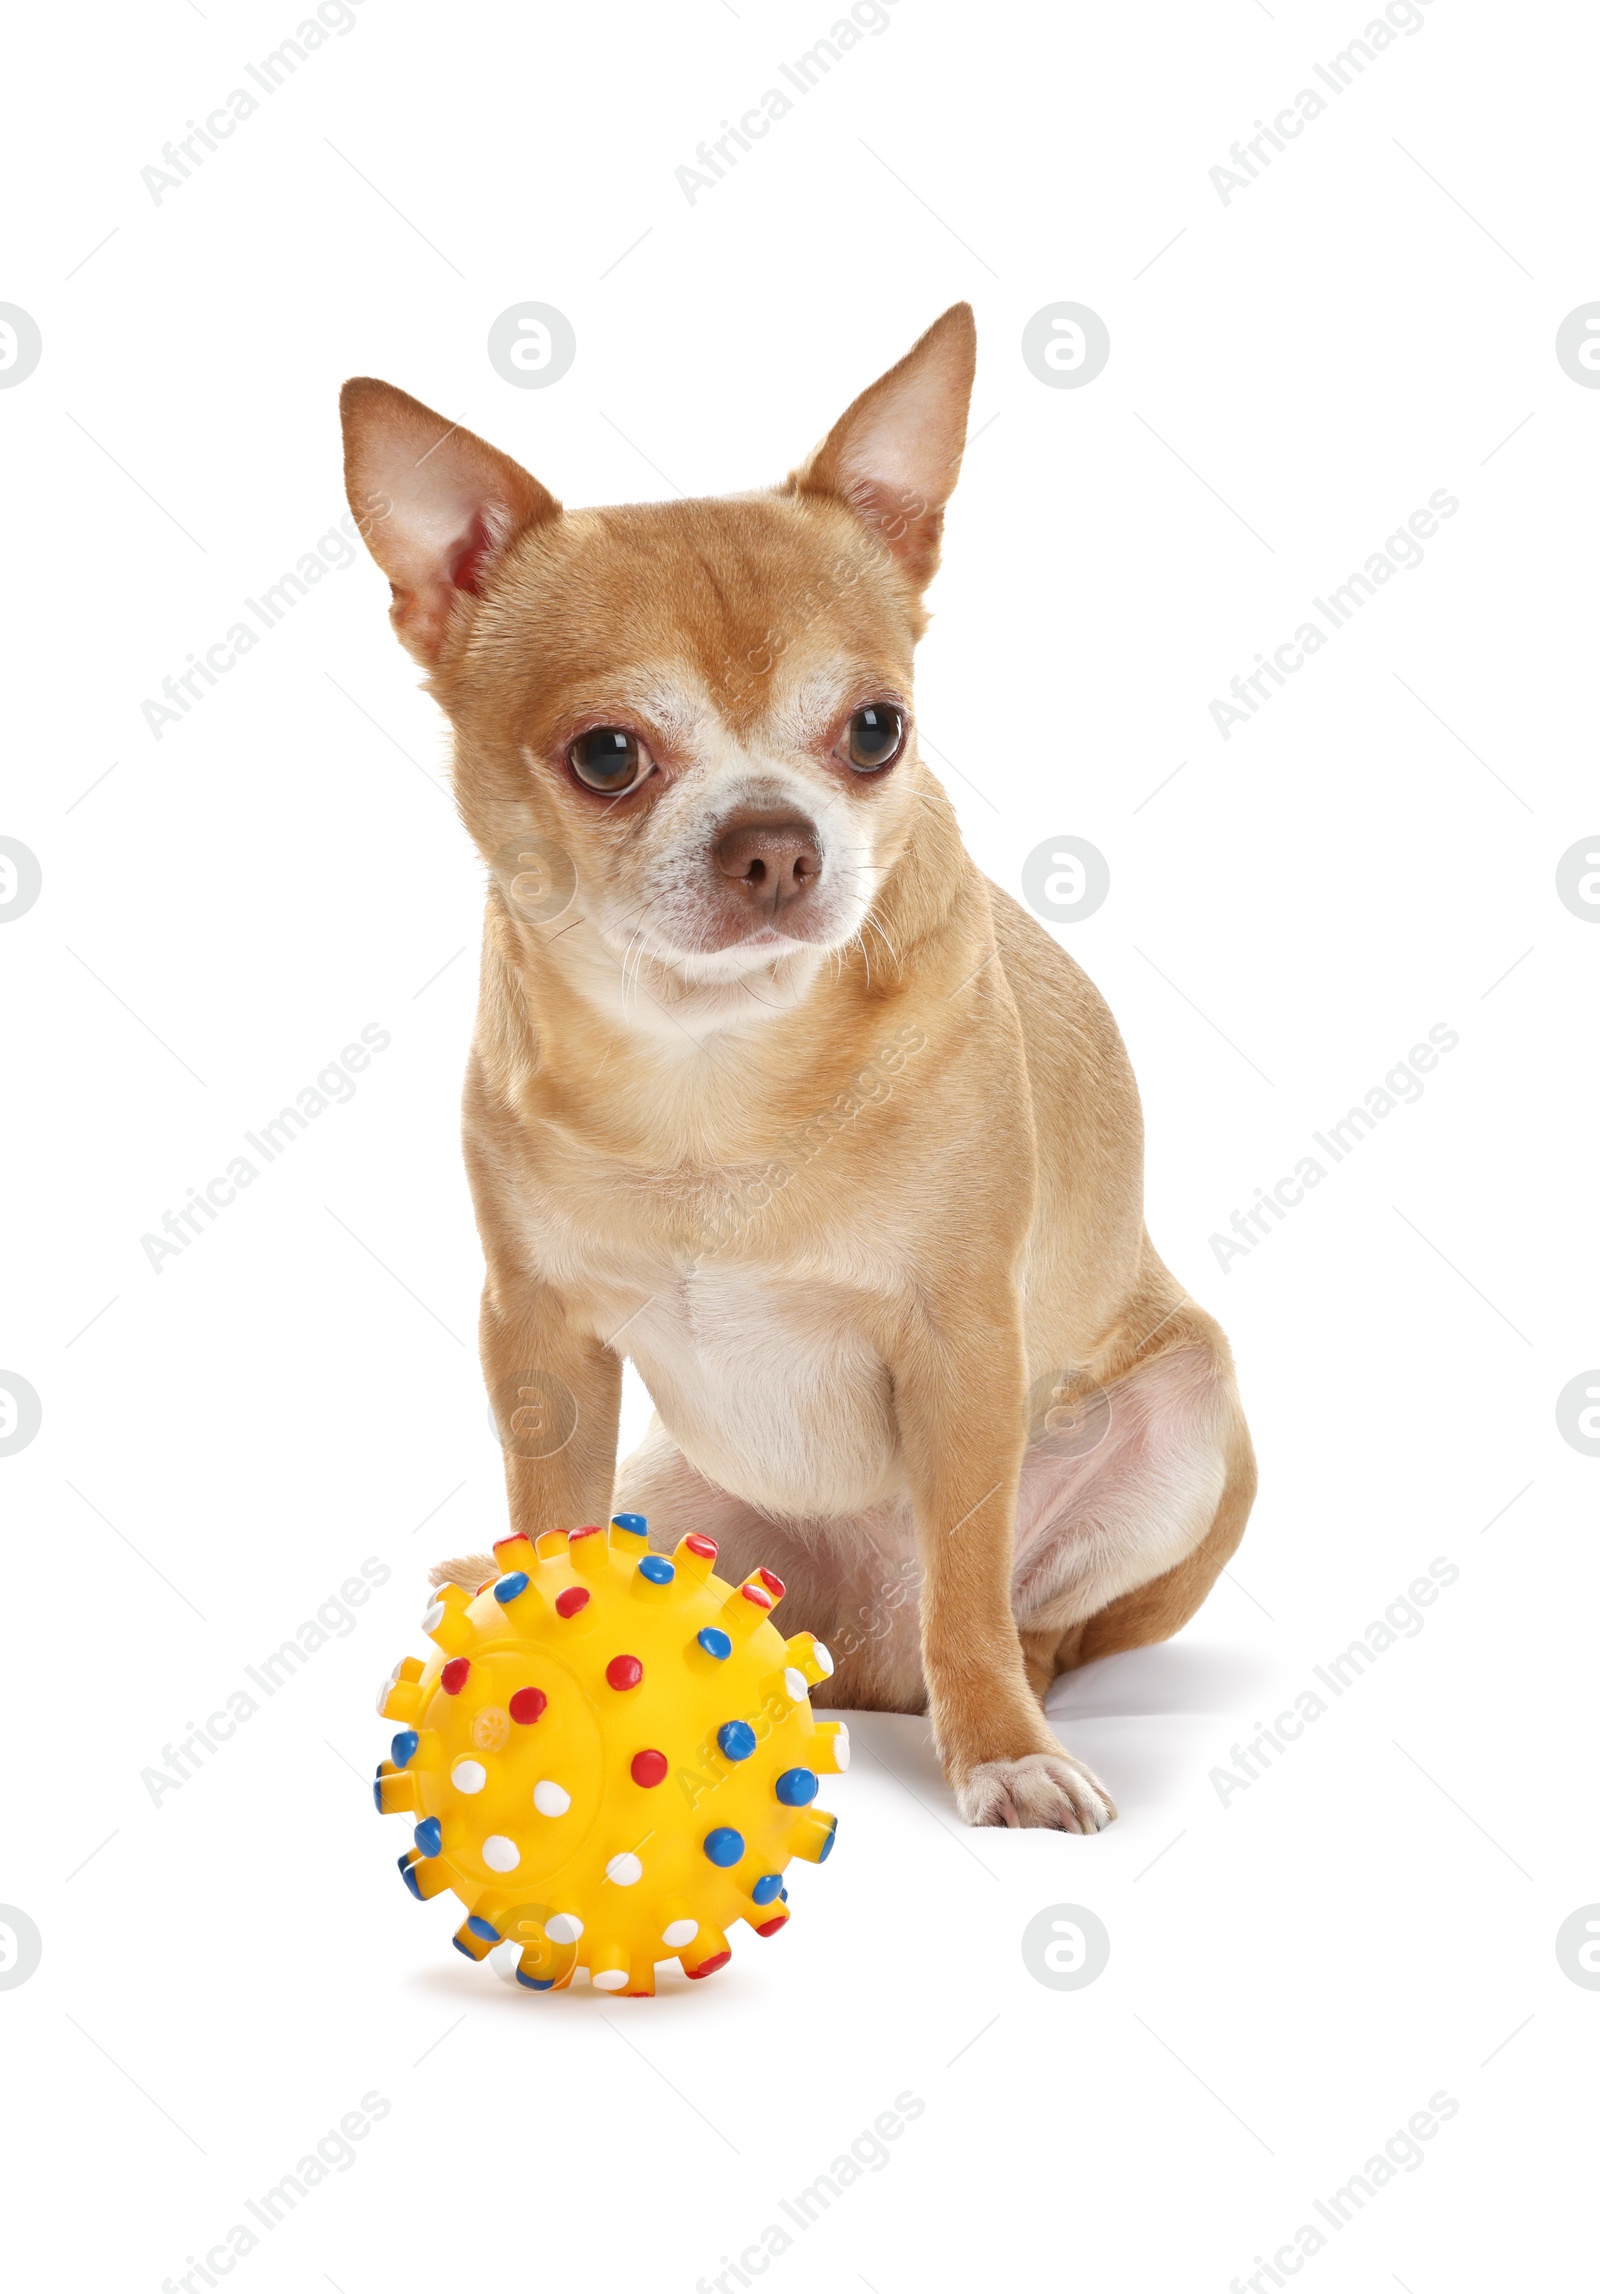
[2,0,1595,2287]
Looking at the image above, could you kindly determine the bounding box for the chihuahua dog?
[339,304,1255,1831]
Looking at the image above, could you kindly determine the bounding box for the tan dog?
[339,305,1255,1831]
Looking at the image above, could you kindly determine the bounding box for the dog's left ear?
[788,302,976,589]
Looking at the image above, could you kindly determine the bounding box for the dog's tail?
[429,1552,495,1593]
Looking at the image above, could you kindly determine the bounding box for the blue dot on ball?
[493,1571,530,1604]
[391,1730,420,1768]
[751,1872,783,1905]
[697,1627,733,1661]
[703,1825,745,1867]
[517,1970,555,1990]
[774,1767,819,1807]
[717,1720,757,1761]
[818,1817,838,1862]
[414,1817,442,1857]
[638,1555,675,1585]
[466,1915,499,1941]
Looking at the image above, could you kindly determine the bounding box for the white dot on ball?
[482,1834,520,1872]
[421,1601,445,1633]
[533,1779,572,1817]
[451,1759,487,1794]
[813,1639,834,1677]
[832,1724,851,1770]
[592,1968,628,1991]
[661,1918,698,1949]
[606,1852,643,1887]
[546,1912,583,1945]
[376,1663,401,1715]
[783,1667,807,1702]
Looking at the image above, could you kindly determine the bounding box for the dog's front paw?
[430,1552,494,1593]
[955,1751,1117,1833]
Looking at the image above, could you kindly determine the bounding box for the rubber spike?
[787,1808,839,1863]
[516,1932,577,1988]
[534,1529,569,1560]
[781,1630,835,1687]
[672,1530,719,1583]
[451,1918,496,1962]
[682,1926,732,1980]
[810,1720,851,1773]
[492,1532,536,1573]
[719,1575,779,1636]
[608,1513,650,1555]
[588,1938,631,1992]
[373,1761,420,1815]
[568,1524,611,1578]
[419,1581,474,1654]
[377,1655,425,1722]
[398,1848,451,1902]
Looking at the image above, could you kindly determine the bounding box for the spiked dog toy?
[374,1514,843,1994]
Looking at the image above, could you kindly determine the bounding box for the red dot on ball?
[756,1566,786,1600]
[554,1586,590,1618]
[754,1913,789,1937]
[739,1582,773,1609]
[606,1653,644,1691]
[509,1686,547,1725]
[440,1657,471,1694]
[568,1524,603,1543]
[686,1949,731,1979]
[684,1533,718,1559]
[630,1747,669,1787]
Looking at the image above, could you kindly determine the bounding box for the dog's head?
[340,307,974,1013]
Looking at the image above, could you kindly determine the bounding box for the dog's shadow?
[841,1637,1287,1822]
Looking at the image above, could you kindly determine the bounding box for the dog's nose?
[713,813,822,916]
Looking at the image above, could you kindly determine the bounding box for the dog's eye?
[569,727,646,793]
[843,704,905,773]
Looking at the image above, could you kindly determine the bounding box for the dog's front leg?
[480,1263,622,1541]
[895,1300,1117,1832]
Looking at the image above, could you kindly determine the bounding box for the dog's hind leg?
[1011,1318,1256,1682]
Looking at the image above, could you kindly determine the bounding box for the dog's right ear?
[339,380,561,667]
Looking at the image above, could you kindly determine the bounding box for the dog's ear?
[339,380,561,667]
[789,303,976,589]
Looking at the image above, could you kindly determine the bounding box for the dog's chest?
[603,1256,901,1515]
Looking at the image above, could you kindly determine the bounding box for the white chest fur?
[591,1262,902,1519]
